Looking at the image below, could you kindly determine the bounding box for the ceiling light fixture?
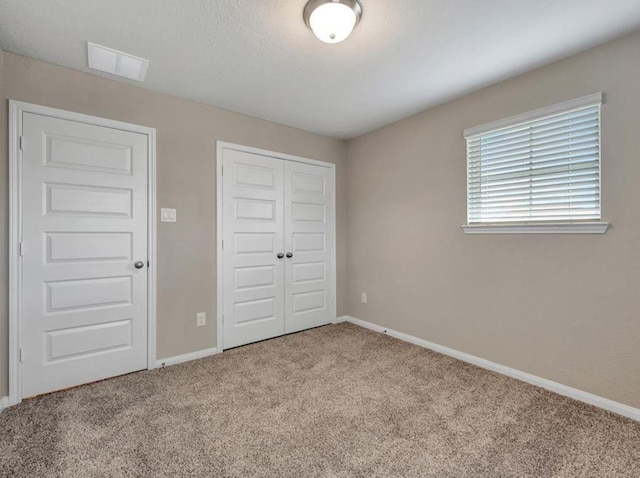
[303,0,363,44]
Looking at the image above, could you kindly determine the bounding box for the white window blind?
[465,98,602,225]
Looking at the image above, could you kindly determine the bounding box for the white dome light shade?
[309,3,356,43]
[304,0,363,44]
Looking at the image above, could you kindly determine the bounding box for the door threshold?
[21,369,145,401]
[223,323,333,351]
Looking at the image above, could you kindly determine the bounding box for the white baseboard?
[337,315,640,422]
[0,396,9,413]
[155,347,220,368]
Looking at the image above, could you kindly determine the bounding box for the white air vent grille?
[87,42,149,82]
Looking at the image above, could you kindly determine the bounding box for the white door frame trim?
[8,100,158,406]
[215,141,337,351]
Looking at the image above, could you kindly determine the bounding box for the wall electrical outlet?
[196,312,206,327]
[361,292,367,304]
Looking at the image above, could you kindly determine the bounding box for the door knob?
[286,252,293,259]
[134,261,145,269]
[277,253,285,259]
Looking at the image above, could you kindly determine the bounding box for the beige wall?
[0,52,348,397]
[346,31,640,408]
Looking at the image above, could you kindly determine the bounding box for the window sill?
[461,222,610,235]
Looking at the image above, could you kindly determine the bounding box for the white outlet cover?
[361,293,367,304]
[161,208,177,223]
[196,312,206,327]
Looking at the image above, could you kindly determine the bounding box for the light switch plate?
[161,208,177,223]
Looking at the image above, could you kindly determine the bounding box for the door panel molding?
[283,160,334,334]
[222,151,285,349]
[216,141,337,351]
[8,100,157,406]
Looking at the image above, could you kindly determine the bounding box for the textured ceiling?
[1,0,640,139]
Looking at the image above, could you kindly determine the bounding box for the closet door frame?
[215,141,337,351]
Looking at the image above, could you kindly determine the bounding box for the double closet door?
[221,147,335,349]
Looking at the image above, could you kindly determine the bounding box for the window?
[462,93,609,234]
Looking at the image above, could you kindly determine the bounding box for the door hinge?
[221,240,224,250]
[19,348,23,363]
[19,242,24,257]
[19,136,24,151]
[222,315,224,325]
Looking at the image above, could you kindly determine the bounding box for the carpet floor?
[1,322,639,477]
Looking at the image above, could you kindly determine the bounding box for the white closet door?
[21,112,149,398]
[222,150,285,349]
[284,161,334,334]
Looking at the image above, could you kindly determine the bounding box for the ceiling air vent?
[87,42,149,82]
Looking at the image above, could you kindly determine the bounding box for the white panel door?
[284,161,334,333]
[21,112,149,398]
[222,150,285,349]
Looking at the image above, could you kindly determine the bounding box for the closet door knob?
[277,253,285,259]
[286,252,293,259]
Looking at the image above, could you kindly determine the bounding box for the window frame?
[461,93,609,235]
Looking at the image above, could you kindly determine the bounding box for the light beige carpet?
[1,322,639,477]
